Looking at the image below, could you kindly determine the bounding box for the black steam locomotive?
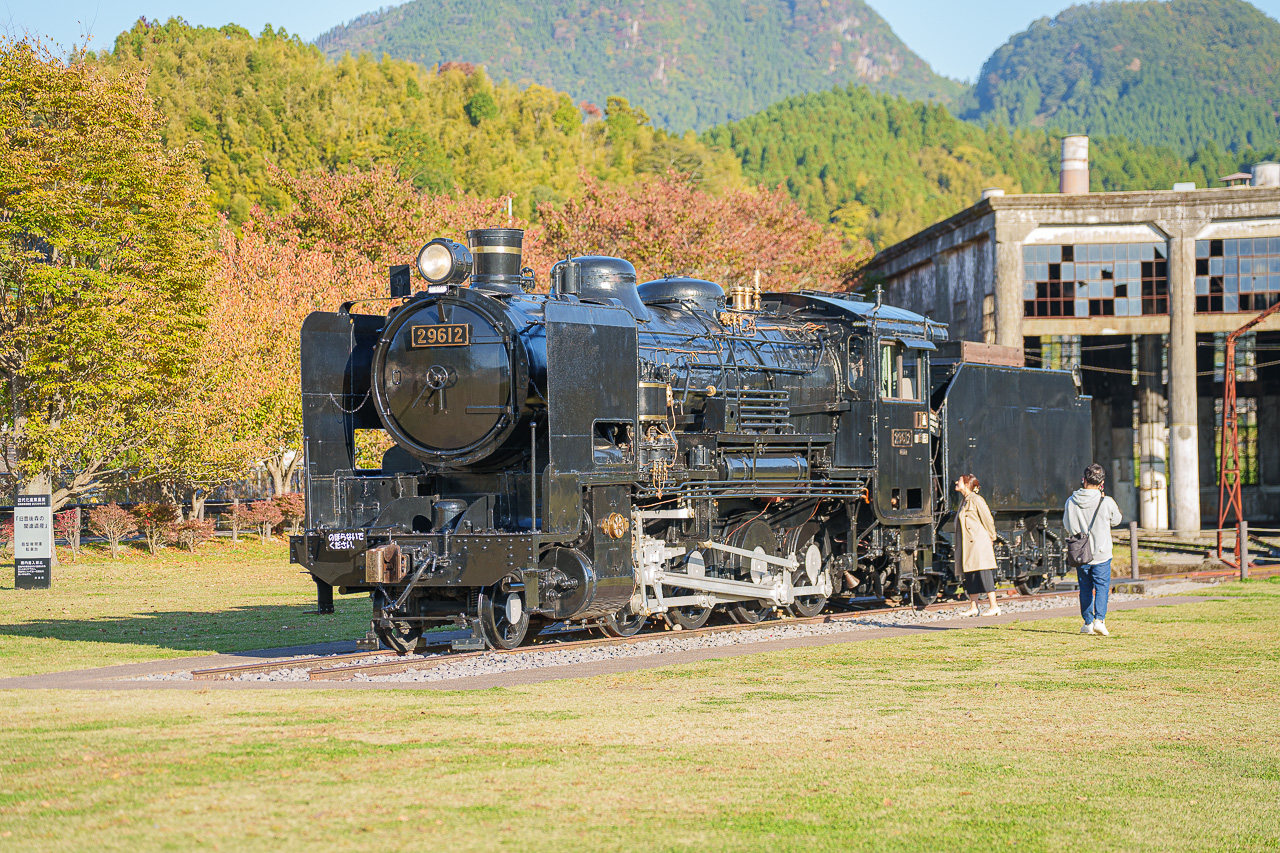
[290,228,1091,652]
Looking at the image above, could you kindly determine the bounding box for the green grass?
[0,539,369,677]
[1,579,1278,850]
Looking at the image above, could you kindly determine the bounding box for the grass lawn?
[1,578,1278,850]
[0,539,369,677]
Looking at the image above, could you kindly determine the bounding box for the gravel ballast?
[136,590,1171,684]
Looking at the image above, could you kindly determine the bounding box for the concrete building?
[862,148,1280,535]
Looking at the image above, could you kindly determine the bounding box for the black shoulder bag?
[1065,498,1103,567]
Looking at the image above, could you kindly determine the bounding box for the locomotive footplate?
[292,530,538,590]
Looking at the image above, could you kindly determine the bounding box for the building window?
[1211,332,1257,382]
[1034,335,1081,371]
[1214,397,1259,486]
[1195,237,1280,313]
[1023,243,1167,318]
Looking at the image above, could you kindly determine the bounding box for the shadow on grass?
[0,602,368,658]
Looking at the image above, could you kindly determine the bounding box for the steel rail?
[303,589,1077,682]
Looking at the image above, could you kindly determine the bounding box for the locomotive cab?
[872,336,934,525]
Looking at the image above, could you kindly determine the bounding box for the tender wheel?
[375,622,424,656]
[477,583,530,650]
[601,607,647,638]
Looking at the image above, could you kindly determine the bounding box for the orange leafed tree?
[538,171,870,291]
[206,167,550,495]
[203,166,868,497]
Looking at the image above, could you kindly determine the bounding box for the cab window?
[879,343,919,402]
[847,336,866,398]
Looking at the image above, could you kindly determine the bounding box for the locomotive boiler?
[290,228,1091,652]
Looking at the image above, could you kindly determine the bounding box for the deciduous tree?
[87,503,136,559]
[539,171,869,290]
[0,40,214,508]
[211,167,550,495]
[131,502,180,555]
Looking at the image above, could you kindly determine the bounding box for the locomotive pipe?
[531,419,539,532]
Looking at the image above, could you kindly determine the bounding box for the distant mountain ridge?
[966,0,1280,155]
[315,0,964,132]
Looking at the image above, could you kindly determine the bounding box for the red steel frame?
[1216,299,1280,566]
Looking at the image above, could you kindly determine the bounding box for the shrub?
[229,501,256,542]
[0,517,13,558]
[273,492,306,535]
[247,500,283,542]
[88,503,137,559]
[131,502,180,555]
[53,509,82,562]
[174,518,216,551]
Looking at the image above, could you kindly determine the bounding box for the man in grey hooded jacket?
[1063,463,1124,636]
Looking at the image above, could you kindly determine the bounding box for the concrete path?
[0,596,1215,693]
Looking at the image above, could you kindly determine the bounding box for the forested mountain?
[967,0,1280,155]
[90,16,1280,251]
[95,18,742,222]
[314,0,964,131]
[705,84,1280,247]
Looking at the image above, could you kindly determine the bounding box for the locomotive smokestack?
[467,228,525,292]
[1059,135,1089,194]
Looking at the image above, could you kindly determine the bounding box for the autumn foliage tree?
[174,518,216,551]
[538,171,869,291]
[208,167,549,495]
[131,503,181,555]
[0,39,213,509]
[273,493,306,536]
[87,504,137,559]
[246,500,283,542]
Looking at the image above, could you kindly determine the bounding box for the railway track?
[190,588,1077,684]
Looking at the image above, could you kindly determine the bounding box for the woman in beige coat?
[955,473,1001,617]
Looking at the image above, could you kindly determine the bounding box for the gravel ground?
[1150,579,1225,596]
[358,593,1146,684]
[135,585,1217,684]
[137,651,416,682]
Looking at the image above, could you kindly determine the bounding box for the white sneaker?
[1093,620,1110,637]
[1080,622,1096,635]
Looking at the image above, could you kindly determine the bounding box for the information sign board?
[14,493,52,589]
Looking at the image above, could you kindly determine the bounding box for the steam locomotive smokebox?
[467,228,524,292]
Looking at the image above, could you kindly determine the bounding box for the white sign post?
[14,493,53,589]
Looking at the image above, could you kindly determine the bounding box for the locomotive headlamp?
[416,238,473,287]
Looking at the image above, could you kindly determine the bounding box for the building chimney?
[981,187,1005,201]
[1060,135,1089,194]
[1251,162,1280,187]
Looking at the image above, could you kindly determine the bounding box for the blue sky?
[10,0,1280,81]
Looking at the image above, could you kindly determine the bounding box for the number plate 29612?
[410,324,470,347]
